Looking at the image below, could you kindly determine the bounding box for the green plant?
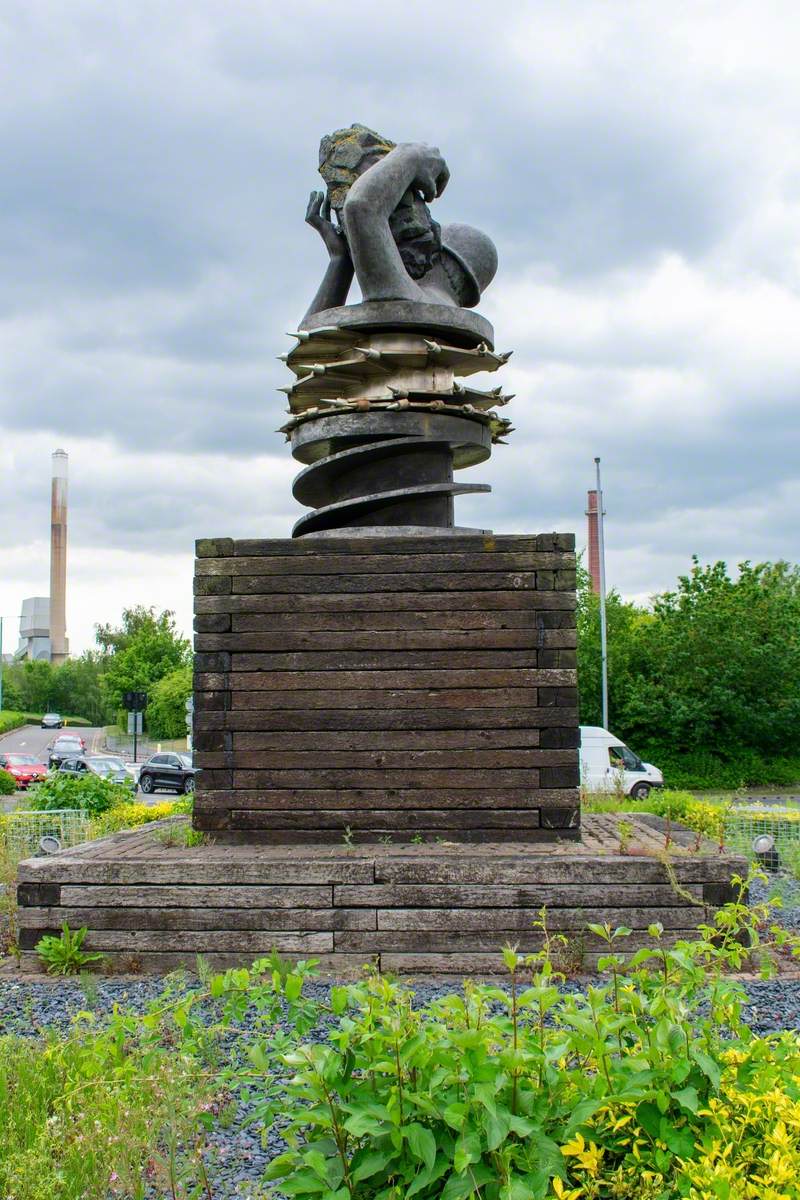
[0,1016,212,1200]
[145,872,799,1200]
[0,768,16,796]
[0,837,19,961]
[0,711,27,736]
[88,797,189,837]
[152,818,206,848]
[28,772,131,816]
[615,818,634,855]
[35,923,105,975]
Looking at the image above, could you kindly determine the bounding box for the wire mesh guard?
[723,806,800,862]
[1,809,91,866]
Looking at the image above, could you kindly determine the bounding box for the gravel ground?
[2,889,800,1200]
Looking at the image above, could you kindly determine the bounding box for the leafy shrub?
[153,879,800,1200]
[35,923,104,975]
[0,769,16,796]
[0,710,91,734]
[27,772,130,817]
[89,797,191,837]
[0,712,27,736]
[647,747,800,791]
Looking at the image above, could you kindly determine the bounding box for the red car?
[0,752,48,789]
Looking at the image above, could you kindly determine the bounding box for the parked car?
[579,726,663,800]
[48,734,87,768]
[0,752,48,789]
[136,752,195,796]
[57,755,133,787]
[41,712,63,729]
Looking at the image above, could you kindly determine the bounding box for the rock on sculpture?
[281,125,514,537]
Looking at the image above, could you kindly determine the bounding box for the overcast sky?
[1,1,799,655]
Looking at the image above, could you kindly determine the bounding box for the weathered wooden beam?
[196,749,574,770]
[198,668,575,691]
[195,533,576,559]
[231,571,573,595]
[193,707,579,732]
[335,882,704,907]
[193,788,576,811]
[18,906,376,932]
[194,629,577,652]
[196,551,575,577]
[224,808,540,830]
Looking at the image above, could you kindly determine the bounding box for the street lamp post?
[594,458,609,731]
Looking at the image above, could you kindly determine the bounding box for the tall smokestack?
[586,489,601,595]
[50,449,69,664]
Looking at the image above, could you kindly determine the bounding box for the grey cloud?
[0,0,798,602]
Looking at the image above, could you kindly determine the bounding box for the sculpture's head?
[318,125,497,300]
[387,190,442,280]
[319,123,442,279]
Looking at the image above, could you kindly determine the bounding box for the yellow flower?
[560,1132,604,1177]
[551,1179,583,1200]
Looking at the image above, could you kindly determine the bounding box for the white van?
[579,726,663,800]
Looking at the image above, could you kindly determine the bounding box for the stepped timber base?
[16,815,747,976]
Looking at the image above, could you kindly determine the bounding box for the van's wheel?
[140,774,154,794]
[183,777,194,794]
[630,782,651,800]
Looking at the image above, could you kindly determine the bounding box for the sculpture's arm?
[342,143,450,302]
[301,191,355,326]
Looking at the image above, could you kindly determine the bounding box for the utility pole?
[594,458,609,731]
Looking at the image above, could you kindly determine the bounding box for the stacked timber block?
[192,533,580,843]
[15,816,749,974]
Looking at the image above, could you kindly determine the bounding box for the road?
[0,724,107,812]
[0,723,105,759]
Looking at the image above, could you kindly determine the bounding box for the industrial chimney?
[50,449,69,664]
[586,489,602,595]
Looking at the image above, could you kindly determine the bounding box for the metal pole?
[133,707,138,764]
[594,457,609,730]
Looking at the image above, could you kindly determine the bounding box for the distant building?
[13,450,70,665]
[16,597,51,661]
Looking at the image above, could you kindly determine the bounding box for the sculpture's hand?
[401,143,450,202]
[305,190,349,259]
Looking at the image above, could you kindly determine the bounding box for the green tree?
[146,664,193,740]
[623,558,800,756]
[2,660,55,714]
[575,560,651,729]
[97,607,191,725]
[0,653,113,724]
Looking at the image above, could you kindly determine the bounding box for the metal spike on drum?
[282,307,514,538]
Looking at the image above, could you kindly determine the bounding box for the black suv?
[137,752,195,796]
